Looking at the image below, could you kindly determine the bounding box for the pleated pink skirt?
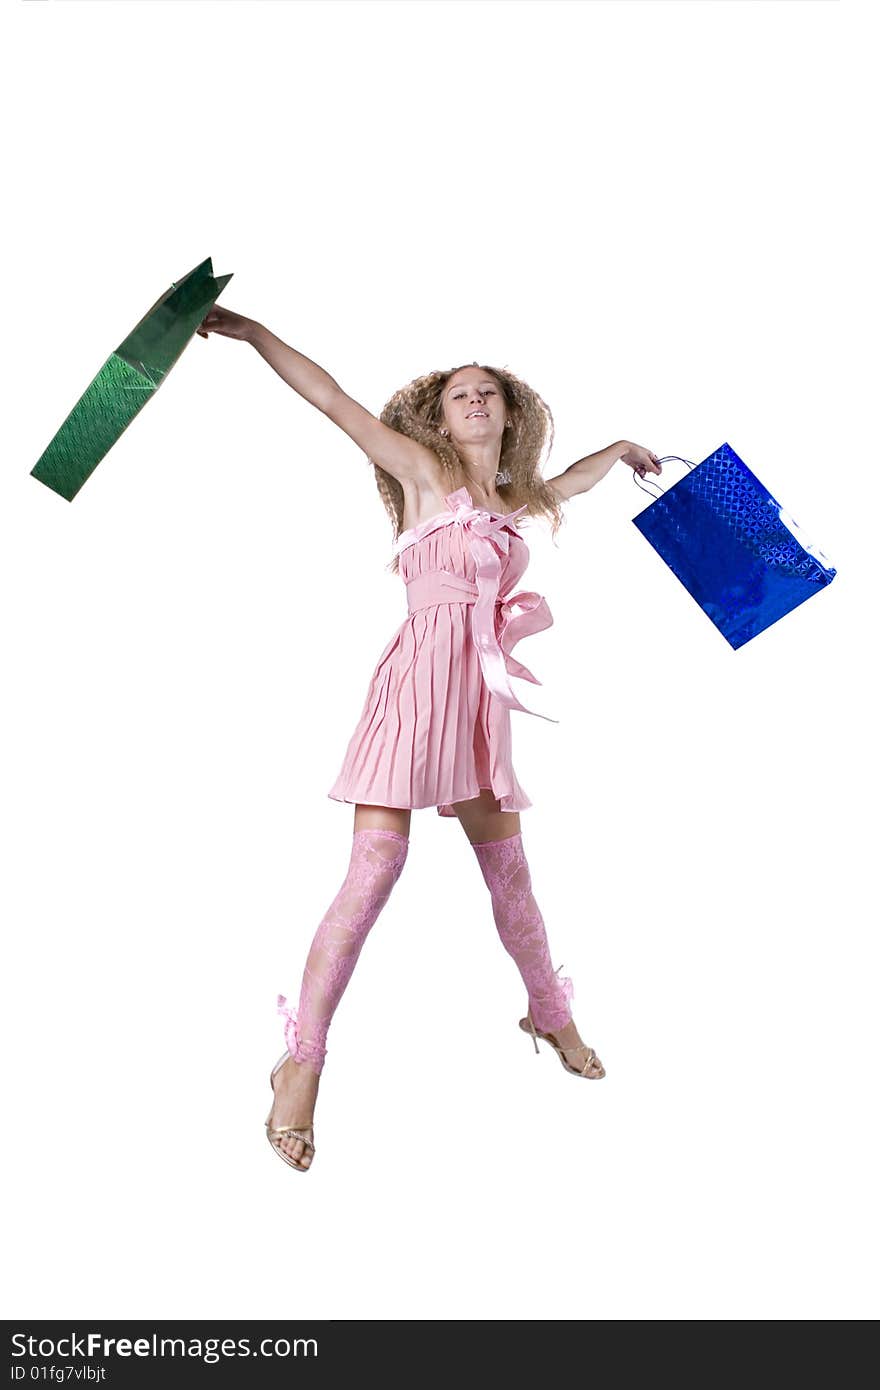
[327,488,553,818]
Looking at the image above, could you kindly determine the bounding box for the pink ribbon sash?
[402,489,558,723]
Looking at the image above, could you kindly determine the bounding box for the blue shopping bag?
[631,443,837,650]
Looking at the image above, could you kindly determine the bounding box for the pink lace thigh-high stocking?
[277,827,409,1073]
[471,831,573,1034]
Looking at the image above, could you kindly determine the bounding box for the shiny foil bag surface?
[632,443,836,649]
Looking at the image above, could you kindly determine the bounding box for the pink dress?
[327,486,558,817]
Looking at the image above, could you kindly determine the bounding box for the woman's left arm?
[546,440,662,501]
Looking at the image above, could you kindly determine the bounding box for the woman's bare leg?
[452,790,603,1075]
[354,803,412,837]
[451,787,521,845]
[268,804,410,1166]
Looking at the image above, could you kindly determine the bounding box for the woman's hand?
[196,306,258,342]
[619,442,662,479]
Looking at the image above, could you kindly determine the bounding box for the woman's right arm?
[198,307,433,482]
[249,322,342,414]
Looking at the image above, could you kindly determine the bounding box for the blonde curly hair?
[370,361,565,576]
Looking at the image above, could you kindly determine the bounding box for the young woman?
[197,307,662,1172]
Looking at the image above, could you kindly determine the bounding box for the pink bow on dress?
[443,488,558,724]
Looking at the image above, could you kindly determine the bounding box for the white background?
[2,0,876,1321]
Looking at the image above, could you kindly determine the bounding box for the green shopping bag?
[31,256,232,502]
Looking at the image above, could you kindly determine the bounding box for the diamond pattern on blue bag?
[631,443,836,650]
[689,445,825,582]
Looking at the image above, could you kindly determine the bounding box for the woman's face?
[441,370,505,444]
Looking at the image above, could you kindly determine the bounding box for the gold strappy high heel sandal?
[265,1051,316,1171]
[519,1009,606,1079]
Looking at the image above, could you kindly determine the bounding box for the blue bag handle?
[632,454,697,499]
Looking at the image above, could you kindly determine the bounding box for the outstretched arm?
[248,322,342,413]
[546,440,661,501]
[199,309,434,484]
[253,321,437,481]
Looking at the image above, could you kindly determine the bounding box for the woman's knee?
[353,803,412,839]
[452,789,521,845]
[342,812,411,903]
